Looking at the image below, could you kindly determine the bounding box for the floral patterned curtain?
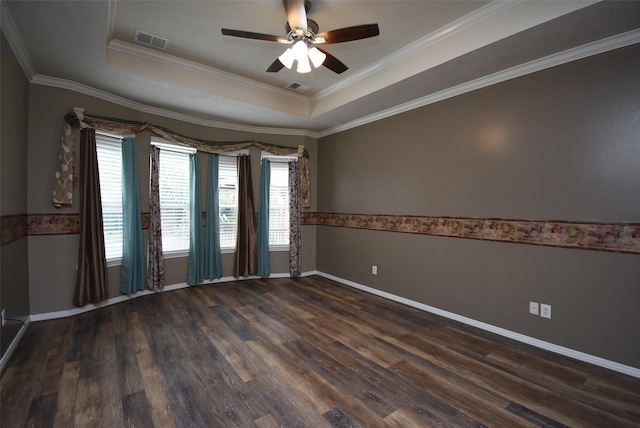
[289,161,302,277]
[52,121,76,207]
[147,145,165,290]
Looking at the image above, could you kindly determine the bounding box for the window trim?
[261,151,296,251]
[96,131,125,264]
[218,153,243,251]
[152,140,193,256]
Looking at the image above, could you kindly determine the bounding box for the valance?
[52,108,311,208]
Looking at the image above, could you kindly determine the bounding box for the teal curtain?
[257,159,270,278]
[205,154,223,279]
[120,137,145,294]
[187,152,204,285]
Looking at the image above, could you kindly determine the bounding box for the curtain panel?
[234,155,257,277]
[187,153,204,285]
[52,121,77,207]
[257,159,271,278]
[289,161,302,277]
[147,145,165,291]
[55,110,311,208]
[74,129,108,306]
[205,154,223,280]
[120,138,145,294]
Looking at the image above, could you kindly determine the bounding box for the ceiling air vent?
[135,30,169,50]
[286,81,310,93]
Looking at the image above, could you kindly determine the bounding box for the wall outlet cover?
[529,302,539,315]
[540,303,552,319]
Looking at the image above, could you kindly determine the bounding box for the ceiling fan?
[221,0,379,74]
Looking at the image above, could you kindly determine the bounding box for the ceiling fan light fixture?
[278,48,295,69]
[308,47,326,68]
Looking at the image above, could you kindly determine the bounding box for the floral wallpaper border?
[302,212,640,255]
[4,212,639,254]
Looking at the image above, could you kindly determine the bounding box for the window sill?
[106,257,122,267]
[105,246,287,268]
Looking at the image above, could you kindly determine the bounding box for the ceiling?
[2,0,640,137]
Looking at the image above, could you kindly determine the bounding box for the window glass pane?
[219,156,238,249]
[269,161,289,246]
[95,133,123,260]
[158,149,190,252]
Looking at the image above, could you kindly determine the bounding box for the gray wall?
[26,84,317,315]
[1,33,31,355]
[316,44,640,368]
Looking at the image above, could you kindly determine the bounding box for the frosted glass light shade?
[308,47,326,68]
[296,55,311,73]
[291,40,308,62]
[278,48,295,69]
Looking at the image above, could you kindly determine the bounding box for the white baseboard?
[314,271,640,380]
[0,316,32,374]
[22,270,640,379]
[29,272,306,322]
[31,273,276,321]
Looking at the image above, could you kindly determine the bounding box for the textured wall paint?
[1,33,31,355]
[317,44,640,368]
[25,85,317,314]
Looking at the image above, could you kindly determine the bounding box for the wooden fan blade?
[266,59,285,73]
[315,24,379,44]
[316,48,348,74]
[221,28,281,42]
[283,0,307,32]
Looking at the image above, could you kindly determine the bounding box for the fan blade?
[315,24,379,44]
[266,59,285,73]
[316,48,348,74]
[221,28,281,42]
[283,0,307,33]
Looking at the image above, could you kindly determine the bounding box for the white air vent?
[287,81,310,93]
[135,30,169,50]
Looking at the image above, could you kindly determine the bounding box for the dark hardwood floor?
[2,276,639,427]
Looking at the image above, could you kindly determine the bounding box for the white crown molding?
[312,0,524,103]
[107,39,308,105]
[317,28,640,138]
[0,0,35,80]
[106,0,117,42]
[18,6,638,140]
[30,74,318,137]
[315,272,640,379]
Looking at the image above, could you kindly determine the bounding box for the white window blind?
[158,148,191,253]
[268,160,290,247]
[219,156,238,249]
[95,133,123,261]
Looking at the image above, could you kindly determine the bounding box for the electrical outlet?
[1,309,5,327]
[540,304,551,319]
[529,302,539,315]
[372,265,378,275]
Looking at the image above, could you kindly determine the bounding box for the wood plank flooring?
[2,276,640,427]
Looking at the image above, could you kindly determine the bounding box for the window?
[219,156,238,249]
[156,144,193,255]
[264,155,295,247]
[96,132,123,261]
